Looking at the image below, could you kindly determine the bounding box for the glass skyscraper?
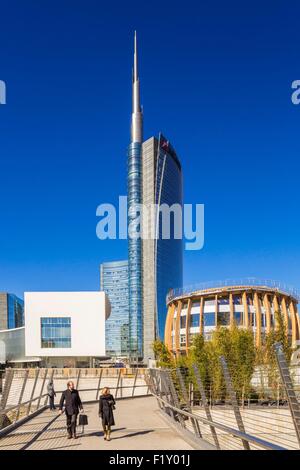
[127,34,183,362]
[100,260,130,357]
[127,32,143,360]
[0,293,24,330]
[102,33,183,364]
[142,134,183,361]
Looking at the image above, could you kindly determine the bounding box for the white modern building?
[24,291,111,368]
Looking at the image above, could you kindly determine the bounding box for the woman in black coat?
[99,387,115,441]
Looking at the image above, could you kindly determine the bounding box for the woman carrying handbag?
[99,387,115,441]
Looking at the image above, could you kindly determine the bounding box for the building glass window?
[234,312,242,325]
[180,335,186,346]
[217,312,230,326]
[188,333,196,345]
[190,314,200,328]
[218,297,229,305]
[180,315,186,329]
[204,331,213,341]
[233,295,242,305]
[41,317,71,348]
[204,312,215,326]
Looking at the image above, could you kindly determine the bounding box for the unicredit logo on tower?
[0,80,6,104]
[95,197,205,251]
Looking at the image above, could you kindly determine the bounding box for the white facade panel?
[25,291,109,358]
[191,306,200,314]
[203,306,215,313]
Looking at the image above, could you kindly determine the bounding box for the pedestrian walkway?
[0,396,193,450]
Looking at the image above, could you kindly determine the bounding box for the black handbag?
[78,414,88,426]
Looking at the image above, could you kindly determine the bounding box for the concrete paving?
[0,396,193,450]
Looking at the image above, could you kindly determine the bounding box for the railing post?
[176,367,202,437]
[15,369,29,422]
[27,368,40,416]
[148,369,164,410]
[36,368,48,411]
[115,369,121,399]
[192,364,220,449]
[132,368,138,397]
[96,369,103,401]
[220,356,250,450]
[160,370,176,417]
[76,369,81,390]
[0,369,14,429]
[274,342,300,447]
[120,376,123,398]
[164,369,186,428]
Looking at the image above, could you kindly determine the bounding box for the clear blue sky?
[0,0,299,298]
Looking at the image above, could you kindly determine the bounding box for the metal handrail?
[152,393,285,451]
[0,384,148,416]
[0,393,49,415]
[167,278,300,303]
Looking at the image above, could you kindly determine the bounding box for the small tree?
[209,326,256,400]
[261,310,292,399]
[264,310,292,364]
[152,340,175,368]
[187,335,207,378]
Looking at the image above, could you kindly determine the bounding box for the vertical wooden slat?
[263,294,272,334]
[242,292,249,328]
[254,292,262,348]
[175,300,182,357]
[215,295,218,327]
[229,292,234,328]
[273,295,280,330]
[185,299,192,354]
[199,297,204,336]
[280,297,289,336]
[165,303,175,351]
[289,300,298,346]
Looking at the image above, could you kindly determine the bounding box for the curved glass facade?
[142,134,183,361]
[127,142,143,358]
[100,260,129,357]
[155,135,183,339]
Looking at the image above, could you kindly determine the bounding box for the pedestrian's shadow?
[111,430,154,440]
[84,427,127,437]
[83,428,154,440]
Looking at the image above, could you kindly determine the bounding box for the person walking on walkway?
[99,387,115,441]
[47,380,56,410]
[59,381,83,439]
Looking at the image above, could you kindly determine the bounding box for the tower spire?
[134,30,138,82]
[131,31,143,143]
